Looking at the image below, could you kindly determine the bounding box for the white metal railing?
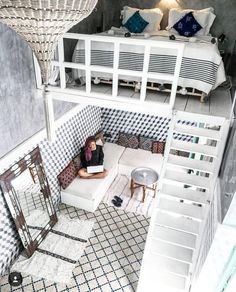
[35,33,185,110]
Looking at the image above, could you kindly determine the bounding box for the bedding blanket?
[72,29,226,94]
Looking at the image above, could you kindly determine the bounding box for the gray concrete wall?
[0,1,107,158]
[0,24,76,158]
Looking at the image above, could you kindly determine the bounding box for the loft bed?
[69,7,226,102]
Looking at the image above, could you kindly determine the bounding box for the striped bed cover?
[72,31,226,94]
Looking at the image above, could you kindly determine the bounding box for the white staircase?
[137,111,230,292]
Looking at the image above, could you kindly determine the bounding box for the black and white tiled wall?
[39,106,102,205]
[0,106,102,276]
[101,108,195,143]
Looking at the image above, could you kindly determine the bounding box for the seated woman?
[78,136,108,179]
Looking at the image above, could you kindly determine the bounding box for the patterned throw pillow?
[57,161,77,189]
[152,141,165,154]
[139,136,153,151]
[117,132,139,149]
[123,11,149,33]
[173,11,202,37]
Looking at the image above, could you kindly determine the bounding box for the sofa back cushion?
[117,132,139,149]
[58,161,77,189]
[152,141,165,154]
[139,136,153,151]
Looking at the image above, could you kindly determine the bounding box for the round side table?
[130,167,159,203]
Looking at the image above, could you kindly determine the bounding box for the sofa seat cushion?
[64,177,102,200]
[103,142,125,170]
[64,166,117,200]
[119,148,164,174]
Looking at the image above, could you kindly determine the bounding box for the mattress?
[72,29,226,94]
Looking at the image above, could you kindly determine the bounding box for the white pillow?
[167,7,216,36]
[122,6,163,32]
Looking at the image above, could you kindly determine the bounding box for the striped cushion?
[152,141,165,154]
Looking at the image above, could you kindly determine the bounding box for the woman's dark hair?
[84,136,96,161]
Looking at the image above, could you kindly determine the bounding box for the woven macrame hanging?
[0,0,98,84]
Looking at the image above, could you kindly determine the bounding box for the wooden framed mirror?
[0,146,57,257]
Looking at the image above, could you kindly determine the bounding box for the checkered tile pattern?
[1,203,149,292]
[39,106,102,205]
[0,106,102,276]
[101,108,195,143]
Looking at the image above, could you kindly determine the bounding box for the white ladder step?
[174,124,221,140]
[164,170,212,190]
[158,198,204,220]
[161,183,209,205]
[155,211,200,235]
[150,238,193,264]
[152,225,197,249]
[139,268,187,292]
[145,254,190,277]
[171,139,218,157]
[167,154,214,174]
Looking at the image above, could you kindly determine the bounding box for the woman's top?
[80,145,104,168]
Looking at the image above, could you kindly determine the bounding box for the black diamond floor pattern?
[0,203,149,292]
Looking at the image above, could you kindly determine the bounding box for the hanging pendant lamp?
[0,0,98,84]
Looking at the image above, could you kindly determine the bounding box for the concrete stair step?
[150,238,193,264]
[152,225,197,249]
[161,183,209,205]
[171,139,218,157]
[158,197,204,221]
[167,154,213,174]
[155,211,200,235]
[174,124,221,140]
[164,170,212,190]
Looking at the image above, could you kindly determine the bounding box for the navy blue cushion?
[173,12,202,37]
[123,11,149,33]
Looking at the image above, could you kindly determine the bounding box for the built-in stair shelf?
[137,111,230,292]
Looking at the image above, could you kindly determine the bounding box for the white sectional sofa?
[61,142,164,212]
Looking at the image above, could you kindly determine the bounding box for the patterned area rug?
[103,174,155,218]
[11,215,94,284]
[1,203,149,292]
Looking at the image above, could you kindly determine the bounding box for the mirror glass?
[0,147,57,257]
[11,164,50,239]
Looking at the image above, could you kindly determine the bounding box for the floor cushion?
[119,148,164,175]
[103,142,125,170]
